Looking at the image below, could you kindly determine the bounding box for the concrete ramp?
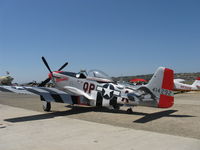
[0,104,200,150]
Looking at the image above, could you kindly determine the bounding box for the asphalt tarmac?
[0,91,200,140]
[1,104,200,150]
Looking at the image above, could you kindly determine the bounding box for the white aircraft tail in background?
[192,77,200,87]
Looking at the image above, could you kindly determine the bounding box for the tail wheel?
[43,101,51,112]
[126,108,133,114]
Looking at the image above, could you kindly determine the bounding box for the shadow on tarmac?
[132,110,194,123]
[4,106,195,123]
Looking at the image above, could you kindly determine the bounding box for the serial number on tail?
[152,88,173,96]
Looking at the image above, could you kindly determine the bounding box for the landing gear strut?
[43,101,51,112]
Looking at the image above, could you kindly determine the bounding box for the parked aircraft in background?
[0,72,13,85]
[174,78,200,91]
[0,57,174,113]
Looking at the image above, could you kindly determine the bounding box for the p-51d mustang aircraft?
[0,57,174,112]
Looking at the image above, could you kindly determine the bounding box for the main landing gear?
[43,101,51,112]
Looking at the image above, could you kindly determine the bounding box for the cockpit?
[77,69,114,83]
[87,70,114,83]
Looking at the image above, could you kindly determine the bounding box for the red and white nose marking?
[48,71,64,79]
[48,71,68,82]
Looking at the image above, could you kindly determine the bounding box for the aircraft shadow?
[4,106,195,123]
[132,110,194,123]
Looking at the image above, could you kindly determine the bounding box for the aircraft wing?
[0,86,73,104]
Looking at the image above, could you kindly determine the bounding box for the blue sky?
[0,0,200,83]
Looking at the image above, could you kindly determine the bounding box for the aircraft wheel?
[43,102,51,112]
[113,105,120,110]
[126,108,133,114]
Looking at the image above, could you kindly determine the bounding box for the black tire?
[43,102,51,112]
[126,108,133,114]
[113,105,120,111]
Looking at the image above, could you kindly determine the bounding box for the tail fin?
[192,77,200,87]
[146,67,174,108]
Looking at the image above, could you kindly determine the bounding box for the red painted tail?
[146,67,174,108]
[158,68,174,108]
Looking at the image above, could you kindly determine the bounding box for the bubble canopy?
[87,70,113,82]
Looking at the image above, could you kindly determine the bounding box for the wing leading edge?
[0,86,73,104]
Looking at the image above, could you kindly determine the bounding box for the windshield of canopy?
[87,70,113,82]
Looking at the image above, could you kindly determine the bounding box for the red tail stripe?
[158,68,174,108]
[158,95,174,108]
[162,68,174,90]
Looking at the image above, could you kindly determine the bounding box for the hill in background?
[113,72,200,84]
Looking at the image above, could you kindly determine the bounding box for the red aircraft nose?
[48,73,53,79]
[48,71,64,79]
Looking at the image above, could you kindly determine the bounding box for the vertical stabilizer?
[146,67,174,108]
[192,77,200,88]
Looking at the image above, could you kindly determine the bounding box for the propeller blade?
[38,78,51,87]
[58,62,68,71]
[42,56,52,73]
